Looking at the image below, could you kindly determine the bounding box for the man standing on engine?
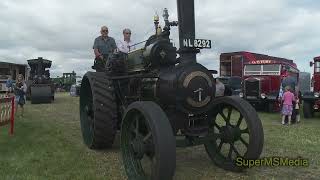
[92,26,117,72]
[117,28,135,53]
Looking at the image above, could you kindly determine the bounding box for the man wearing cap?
[117,28,135,53]
[92,26,117,72]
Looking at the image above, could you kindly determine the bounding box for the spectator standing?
[294,91,302,123]
[5,75,13,97]
[281,86,295,125]
[14,74,27,117]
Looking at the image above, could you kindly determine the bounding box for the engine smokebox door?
[176,64,215,114]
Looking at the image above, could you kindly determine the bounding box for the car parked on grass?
[216,76,242,96]
[70,76,82,97]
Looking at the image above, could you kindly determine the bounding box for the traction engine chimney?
[176,0,197,64]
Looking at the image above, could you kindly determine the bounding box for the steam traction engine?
[303,56,320,118]
[79,0,264,179]
[26,57,55,104]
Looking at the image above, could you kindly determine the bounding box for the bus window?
[262,64,280,75]
[244,65,261,75]
[315,61,320,73]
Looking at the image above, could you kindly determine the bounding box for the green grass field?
[1,93,319,180]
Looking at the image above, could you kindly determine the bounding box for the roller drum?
[30,85,53,104]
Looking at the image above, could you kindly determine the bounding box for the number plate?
[183,39,211,49]
[246,96,257,99]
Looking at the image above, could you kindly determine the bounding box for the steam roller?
[27,57,55,104]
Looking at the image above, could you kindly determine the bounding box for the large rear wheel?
[79,72,117,149]
[120,101,176,180]
[205,96,264,171]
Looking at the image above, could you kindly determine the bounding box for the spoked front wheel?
[205,96,264,171]
[120,101,176,180]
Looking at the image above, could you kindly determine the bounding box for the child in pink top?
[281,86,295,125]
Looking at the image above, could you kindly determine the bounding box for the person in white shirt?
[117,28,135,53]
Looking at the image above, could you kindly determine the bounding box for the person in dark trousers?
[5,75,13,97]
[92,26,117,72]
[14,74,27,117]
[293,91,302,123]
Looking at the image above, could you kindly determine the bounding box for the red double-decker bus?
[219,51,299,112]
[240,59,299,112]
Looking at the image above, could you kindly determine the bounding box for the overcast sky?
[0,0,319,77]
